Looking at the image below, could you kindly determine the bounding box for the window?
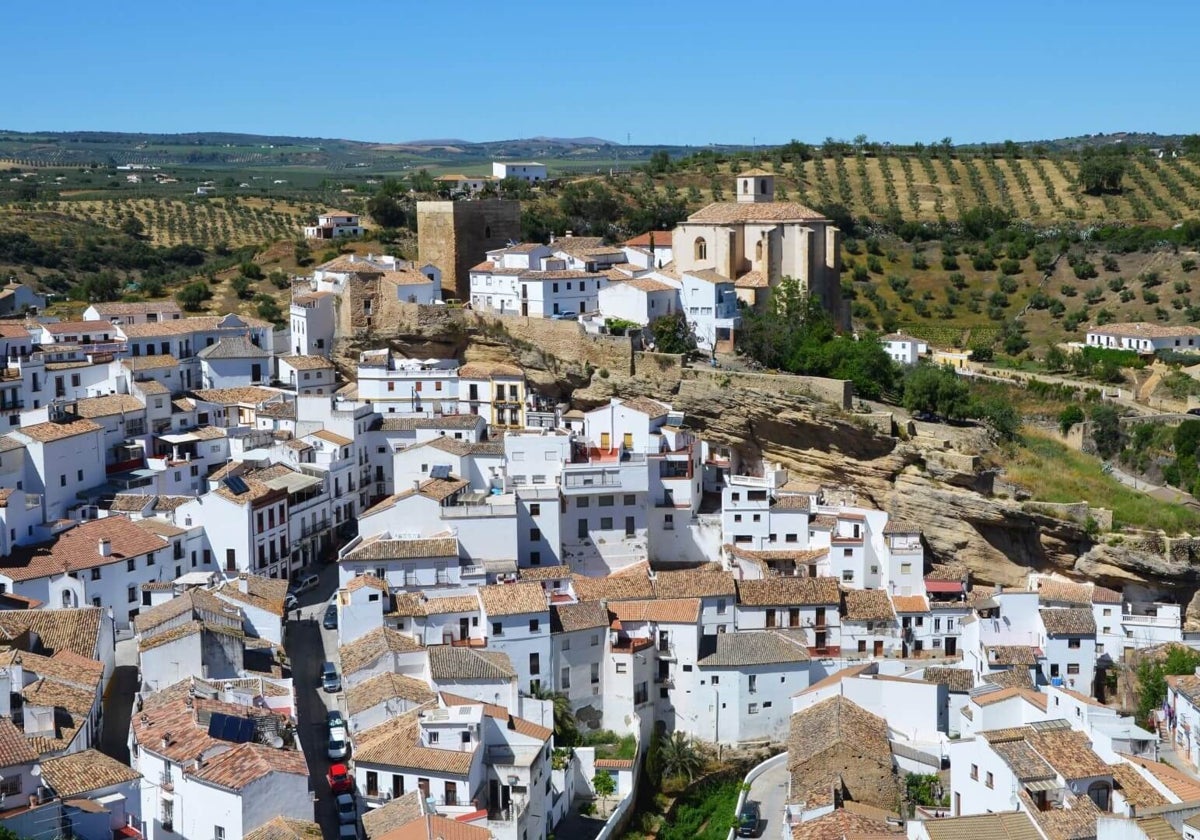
[90,568,101,581]
[1103,608,1113,616]
[900,563,912,575]
[530,551,541,565]
[785,534,798,543]
[970,764,978,780]
[591,663,600,684]
[623,495,635,506]
[127,558,136,572]
[591,634,600,647]
[128,586,137,603]
[529,528,541,541]
[716,599,727,615]
[560,667,571,689]
[734,514,742,523]
[1068,639,1081,649]
[1067,663,1080,675]
[615,662,627,674]
[529,652,541,675]
[215,827,226,840]
[366,771,379,797]
[842,570,854,582]
[0,776,18,798]
[599,495,614,507]
[600,517,613,530]
[428,731,440,744]
[530,503,541,516]
[694,238,707,260]
[577,497,590,508]
[711,676,719,685]
[748,703,759,715]
[562,637,570,651]
[985,772,994,789]
[843,548,853,557]
[492,622,503,636]
[529,619,540,633]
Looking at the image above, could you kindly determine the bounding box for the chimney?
[161,733,171,749]
[565,230,573,238]
[98,539,112,557]
[413,480,421,493]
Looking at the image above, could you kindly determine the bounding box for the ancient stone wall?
[681,368,852,410]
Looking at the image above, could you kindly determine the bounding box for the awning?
[924,580,964,594]
[159,433,200,444]
[1023,779,1058,792]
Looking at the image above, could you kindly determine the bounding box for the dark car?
[323,603,339,630]
[737,802,761,838]
[327,709,346,731]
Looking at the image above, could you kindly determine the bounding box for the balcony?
[1123,612,1180,628]
[657,641,676,660]
[441,502,518,518]
[612,636,654,655]
[450,637,487,648]
[564,471,622,489]
[299,519,331,538]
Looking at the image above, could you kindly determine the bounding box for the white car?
[328,724,349,760]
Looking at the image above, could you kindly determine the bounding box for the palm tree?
[657,731,706,783]
[531,685,578,746]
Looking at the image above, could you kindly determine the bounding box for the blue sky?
[4,0,1197,146]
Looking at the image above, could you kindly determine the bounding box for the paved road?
[746,759,788,840]
[98,636,139,764]
[285,563,344,840]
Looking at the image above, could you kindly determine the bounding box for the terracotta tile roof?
[0,608,103,658]
[428,646,516,681]
[354,706,476,773]
[378,414,484,432]
[1040,608,1097,635]
[13,418,102,443]
[687,200,827,224]
[551,601,609,633]
[213,574,289,617]
[122,354,180,371]
[843,589,895,622]
[620,396,670,419]
[698,631,810,667]
[726,545,828,566]
[191,386,278,406]
[133,696,288,765]
[791,808,900,840]
[594,758,635,769]
[799,663,875,695]
[244,817,324,840]
[120,314,270,338]
[1027,728,1109,780]
[458,362,524,378]
[438,691,551,741]
[40,748,141,796]
[1033,578,1093,606]
[1121,754,1200,801]
[110,493,155,512]
[1111,762,1169,808]
[312,428,353,447]
[982,668,1033,689]
[571,567,654,602]
[734,270,769,289]
[278,354,334,371]
[548,236,605,255]
[478,582,548,617]
[921,813,1042,840]
[1089,321,1200,339]
[214,476,283,506]
[91,301,182,317]
[891,595,929,613]
[518,564,571,582]
[652,569,735,599]
[196,334,269,360]
[622,277,677,293]
[811,514,837,529]
[0,517,167,582]
[346,575,388,593]
[138,619,243,652]
[787,696,898,810]
[989,736,1056,781]
[41,320,114,335]
[341,626,423,675]
[134,517,186,538]
[920,667,974,693]
[17,650,104,690]
[986,645,1040,666]
[609,598,701,624]
[736,576,840,606]
[772,494,813,511]
[346,672,436,716]
[362,792,425,840]
[1019,790,1101,840]
[422,594,479,615]
[342,534,459,562]
[191,741,308,790]
[376,815,491,840]
[0,718,38,768]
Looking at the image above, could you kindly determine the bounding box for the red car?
[327,763,352,794]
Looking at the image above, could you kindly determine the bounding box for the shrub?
[239,261,264,280]
[941,254,959,271]
[852,264,869,282]
[1143,289,1160,304]
[867,255,883,274]
[1072,260,1098,280]
[972,252,996,271]
[999,258,1022,275]
[1059,405,1085,435]
[1060,284,1078,297]
[1183,258,1197,272]
[1107,276,1126,292]
[1084,288,1104,304]
[1102,254,1120,272]
[844,238,861,255]
[1141,271,1162,287]
[911,252,929,270]
[949,272,967,290]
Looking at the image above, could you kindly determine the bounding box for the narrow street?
[285,562,344,839]
[98,635,139,764]
[747,758,788,840]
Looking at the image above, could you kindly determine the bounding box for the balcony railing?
[1123,612,1180,628]
[563,472,622,489]
[441,503,518,518]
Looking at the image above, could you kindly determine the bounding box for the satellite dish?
[30,765,40,778]
[270,735,284,749]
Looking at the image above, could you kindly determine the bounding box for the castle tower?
[736,169,775,204]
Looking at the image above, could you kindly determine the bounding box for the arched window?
[755,240,764,262]
[1087,781,1110,812]
[694,238,707,261]
[61,590,73,608]
[742,180,749,195]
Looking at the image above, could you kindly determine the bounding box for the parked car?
[738,802,761,838]
[290,573,320,596]
[554,311,577,321]
[284,593,298,612]
[335,793,357,825]
[327,762,352,793]
[323,603,339,630]
[322,661,341,693]
[328,725,349,760]
[326,709,345,731]
[338,824,359,840]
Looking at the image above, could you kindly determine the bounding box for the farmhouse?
[1085,322,1200,353]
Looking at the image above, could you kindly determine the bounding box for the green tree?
[294,240,313,266]
[1058,405,1085,436]
[175,281,213,311]
[367,193,407,228]
[255,294,284,325]
[971,395,1021,441]
[121,215,145,237]
[1090,404,1124,458]
[901,364,970,420]
[231,276,253,299]
[530,685,578,747]
[1137,646,1200,725]
[647,150,672,175]
[409,169,436,193]
[656,731,706,783]
[1044,345,1068,371]
[1078,149,1127,194]
[240,261,264,280]
[649,311,697,355]
[592,770,616,811]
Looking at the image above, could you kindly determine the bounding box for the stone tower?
[736,169,775,203]
[417,200,521,301]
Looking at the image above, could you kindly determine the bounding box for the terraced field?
[0,196,318,248]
